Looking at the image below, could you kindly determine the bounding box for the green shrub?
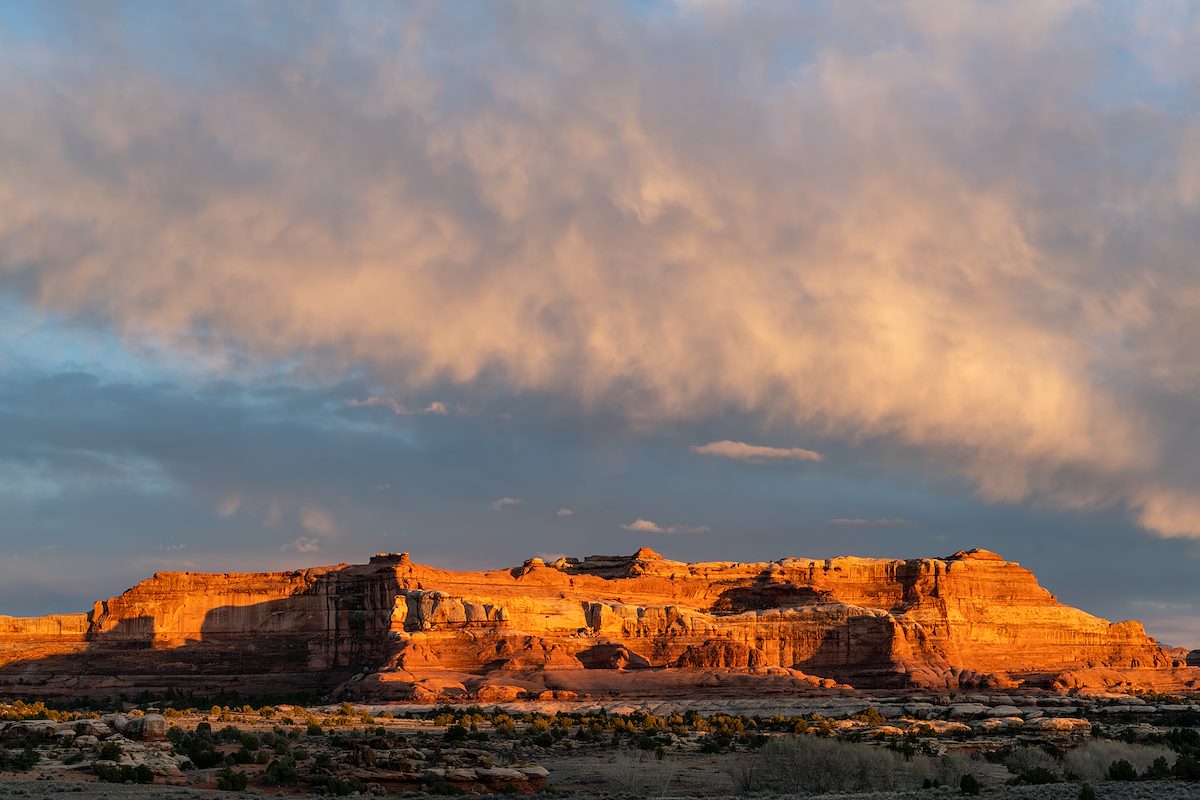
[94,763,153,784]
[1079,784,1096,800]
[217,767,248,791]
[1016,766,1059,785]
[1175,753,1200,780]
[1145,755,1172,779]
[959,773,981,795]
[0,747,41,771]
[264,755,299,787]
[1108,759,1138,781]
[98,741,123,761]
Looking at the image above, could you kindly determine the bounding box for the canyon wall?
[0,548,1195,700]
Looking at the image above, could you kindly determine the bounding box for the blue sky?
[1,1,1199,647]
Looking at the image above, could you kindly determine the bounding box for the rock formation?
[0,548,1196,700]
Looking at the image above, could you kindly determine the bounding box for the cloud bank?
[1,2,1199,535]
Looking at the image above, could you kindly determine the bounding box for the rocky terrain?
[1,695,1198,798]
[0,548,1197,701]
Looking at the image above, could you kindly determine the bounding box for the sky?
[0,1,1198,647]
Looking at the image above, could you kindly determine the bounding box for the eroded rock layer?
[0,548,1195,699]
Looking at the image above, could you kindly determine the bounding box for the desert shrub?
[1011,766,1059,785]
[444,724,469,742]
[0,746,41,771]
[1144,755,1173,778]
[99,741,123,761]
[217,767,248,791]
[608,752,677,796]
[728,735,902,794]
[325,776,366,795]
[1108,758,1138,781]
[264,755,299,786]
[1064,740,1173,781]
[1079,784,1096,800]
[217,725,243,741]
[1005,746,1059,776]
[240,732,260,750]
[306,721,324,736]
[852,707,887,726]
[1175,753,1200,780]
[959,773,981,795]
[95,763,153,784]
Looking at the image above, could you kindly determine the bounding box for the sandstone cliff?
[0,548,1195,700]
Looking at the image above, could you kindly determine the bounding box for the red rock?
[0,548,1195,698]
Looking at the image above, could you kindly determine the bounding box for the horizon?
[2,1,1199,650]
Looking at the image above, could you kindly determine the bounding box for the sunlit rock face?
[0,548,1196,699]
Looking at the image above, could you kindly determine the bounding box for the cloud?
[283,537,321,553]
[691,440,823,463]
[349,397,448,416]
[217,495,241,518]
[2,2,1200,537]
[620,518,710,535]
[556,507,574,517]
[299,505,337,537]
[827,518,915,528]
[491,497,523,510]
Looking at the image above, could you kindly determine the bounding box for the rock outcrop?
[0,548,1196,699]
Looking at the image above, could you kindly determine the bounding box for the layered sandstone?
[0,548,1195,699]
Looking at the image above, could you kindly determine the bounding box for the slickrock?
[0,548,1196,699]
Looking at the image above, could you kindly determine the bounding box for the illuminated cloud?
[1,2,1198,539]
[827,518,915,528]
[620,518,710,535]
[349,397,449,416]
[283,537,321,553]
[556,507,574,517]
[692,440,823,463]
[491,497,523,511]
[299,505,337,537]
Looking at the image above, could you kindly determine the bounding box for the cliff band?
[0,548,1195,700]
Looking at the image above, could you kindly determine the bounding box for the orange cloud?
[692,440,823,463]
[2,2,1198,537]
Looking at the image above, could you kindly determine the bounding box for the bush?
[1064,740,1174,781]
[959,773,981,795]
[99,741,123,761]
[264,755,299,787]
[1175,753,1200,780]
[94,764,153,784]
[1013,766,1059,785]
[1145,755,1173,779]
[0,747,41,771]
[1079,784,1096,800]
[217,767,248,791]
[1108,759,1138,781]
[1005,746,1059,776]
[727,735,902,794]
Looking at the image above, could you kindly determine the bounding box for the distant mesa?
[0,547,1197,702]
